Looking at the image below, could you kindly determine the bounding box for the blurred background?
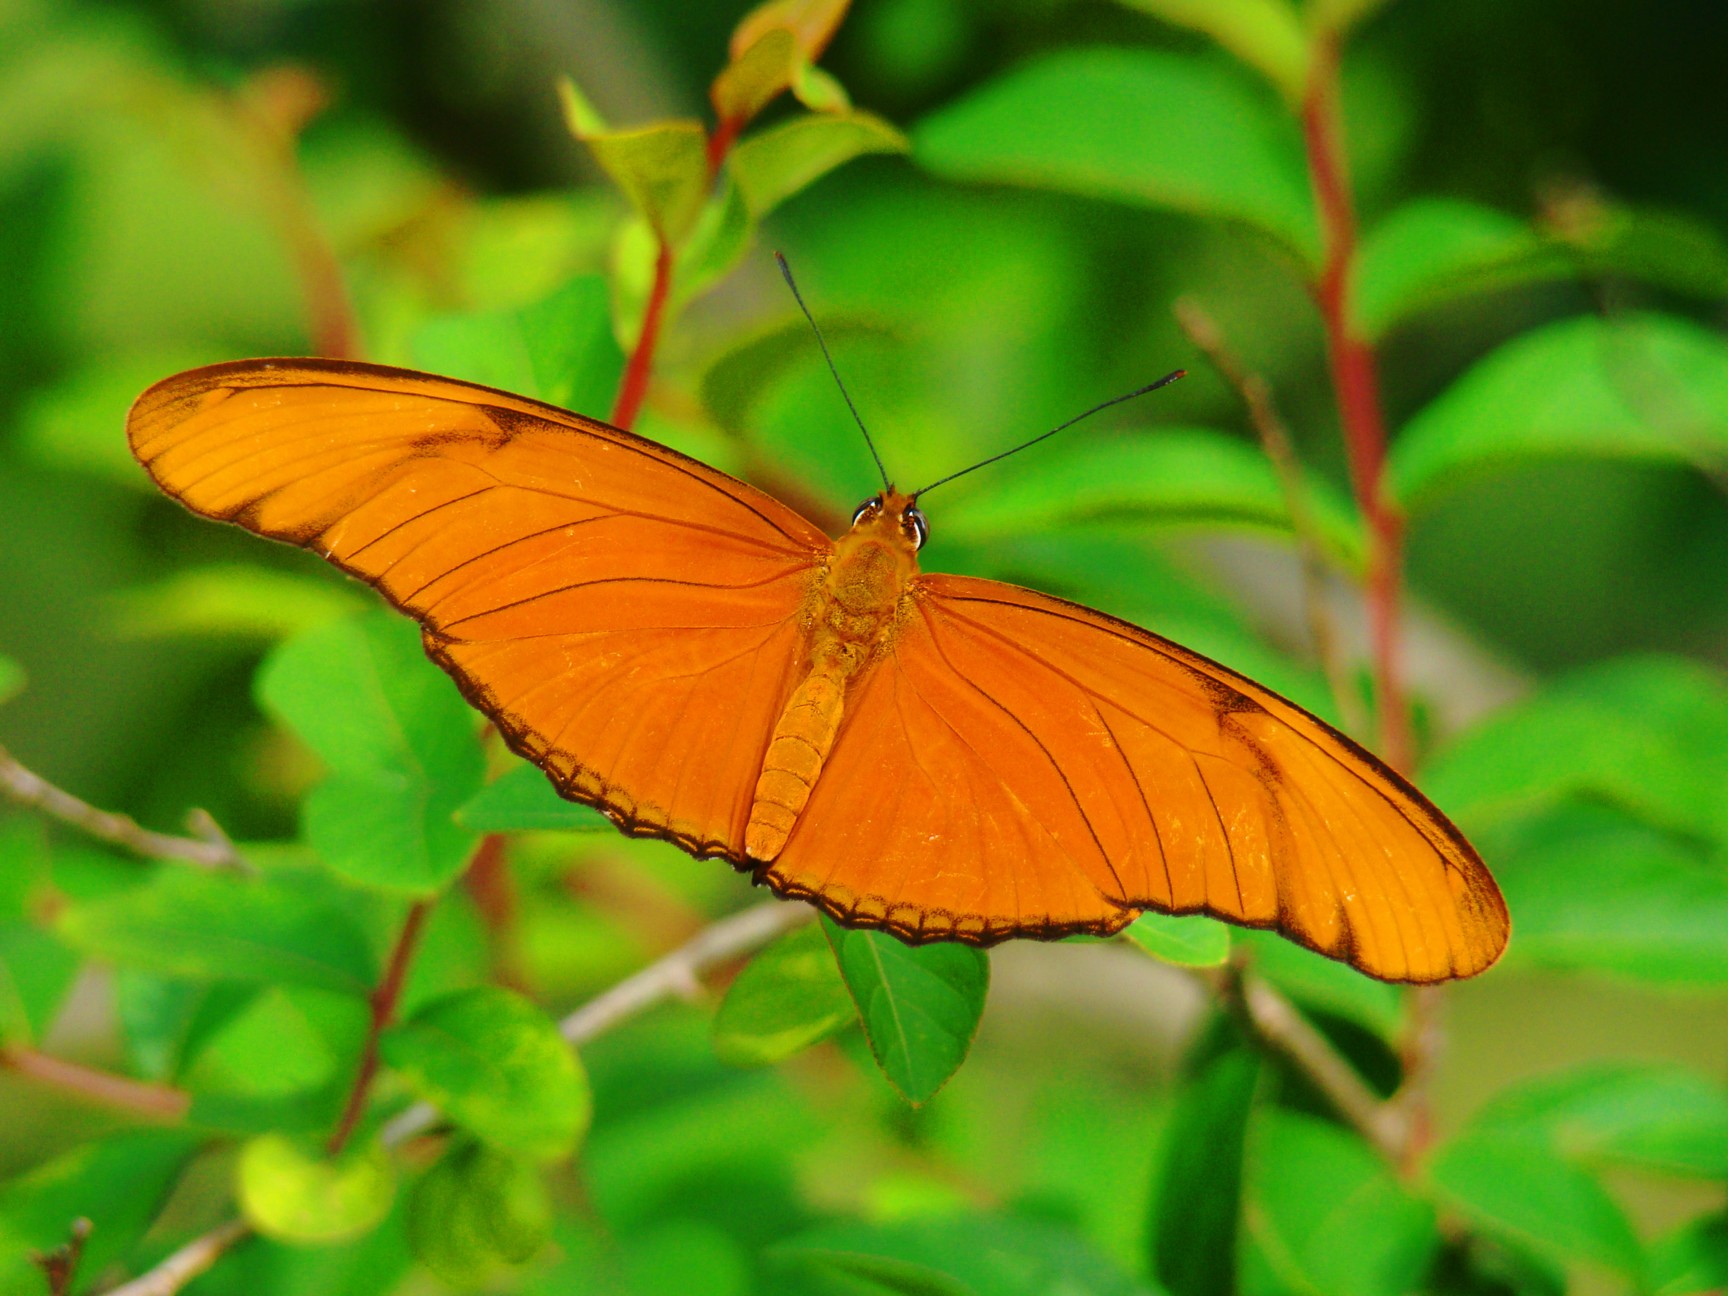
[2,0,1727,1293]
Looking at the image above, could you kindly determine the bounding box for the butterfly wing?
[759,572,1508,982]
[128,359,831,858]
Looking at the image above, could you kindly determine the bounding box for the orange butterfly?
[127,273,1507,984]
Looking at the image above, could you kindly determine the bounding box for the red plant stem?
[1,1046,190,1121]
[1300,36,1413,776]
[326,898,432,1155]
[463,833,524,990]
[609,119,747,433]
[609,238,675,431]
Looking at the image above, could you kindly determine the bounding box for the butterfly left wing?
[759,572,1508,983]
[128,359,831,859]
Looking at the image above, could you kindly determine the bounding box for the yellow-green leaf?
[731,110,908,217]
[238,1134,396,1244]
[558,78,708,245]
[1113,0,1310,104]
[712,27,799,125]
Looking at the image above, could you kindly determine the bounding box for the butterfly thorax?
[744,490,923,862]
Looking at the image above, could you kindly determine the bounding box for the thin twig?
[29,1216,91,1296]
[326,898,434,1156]
[1214,964,1408,1161]
[1174,297,1369,739]
[105,900,816,1295]
[381,898,812,1146]
[99,1220,251,1296]
[1,1047,190,1122]
[0,743,245,871]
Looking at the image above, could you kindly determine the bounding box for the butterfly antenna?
[910,370,1187,500]
[775,251,890,491]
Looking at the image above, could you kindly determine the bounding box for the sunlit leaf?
[1125,911,1231,967]
[381,986,591,1160]
[1355,199,1560,339]
[731,110,908,217]
[0,1130,202,1293]
[822,917,988,1104]
[1429,1128,1642,1279]
[57,866,376,996]
[1466,1063,1728,1178]
[939,428,1364,566]
[455,760,613,833]
[557,78,708,245]
[1481,804,1728,984]
[183,986,368,1134]
[409,274,624,414]
[1423,655,1728,847]
[1153,1045,1259,1296]
[0,655,22,707]
[915,49,1318,259]
[1390,313,1728,508]
[1111,0,1309,103]
[1247,1110,1437,1296]
[713,920,855,1066]
[776,1212,1159,1296]
[238,1134,397,1244]
[407,1141,552,1285]
[259,612,485,894]
[109,564,363,640]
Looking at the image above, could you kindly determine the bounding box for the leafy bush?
[2,1,1726,1294]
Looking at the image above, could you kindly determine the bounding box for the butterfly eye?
[851,497,882,526]
[903,506,929,550]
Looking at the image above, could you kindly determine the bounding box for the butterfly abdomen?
[745,531,916,861]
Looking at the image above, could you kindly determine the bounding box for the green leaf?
[1235,929,1404,1038]
[938,429,1364,566]
[258,612,485,894]
[1389,313,1728,508]
[17,346,219,485]
[1482,804,1728,984]
[1308,0,1394,34]
[0,655,21,706]
[381,986,591,1160]
[915,49,1318,260]
[1152,1045,1259,1296]
[1647,1213,1728,1296]
[1422,655,1728,847]
[713,920,856,1066]
[408,274,624,414]
[455,760,613,833]
[822,918,988,1105]
[1354,199,1561,339]
[0,1130,202,1293]
[1111,0,1309,104]
[1466,1063,1728,1178]
[109,564,364,640]
[1125,911,1232,967]
[731,110,908,217]
[183,987,369,1134]
[407,1141,552,1285]
[1247,1110,1437,1296]
[238,1134,397,1244]
[0,820,77,1044]
[56,866,377,996]
[1429,1128,1642,1279]
[775,1213,1160,1296]
[557,79,709,245]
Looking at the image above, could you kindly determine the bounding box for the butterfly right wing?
[128,359,832,859]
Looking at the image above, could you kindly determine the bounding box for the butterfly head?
[850,488,928,552]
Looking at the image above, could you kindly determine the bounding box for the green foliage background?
[2,0,1727,1293]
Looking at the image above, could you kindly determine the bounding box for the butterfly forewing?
[128,360,830,856]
